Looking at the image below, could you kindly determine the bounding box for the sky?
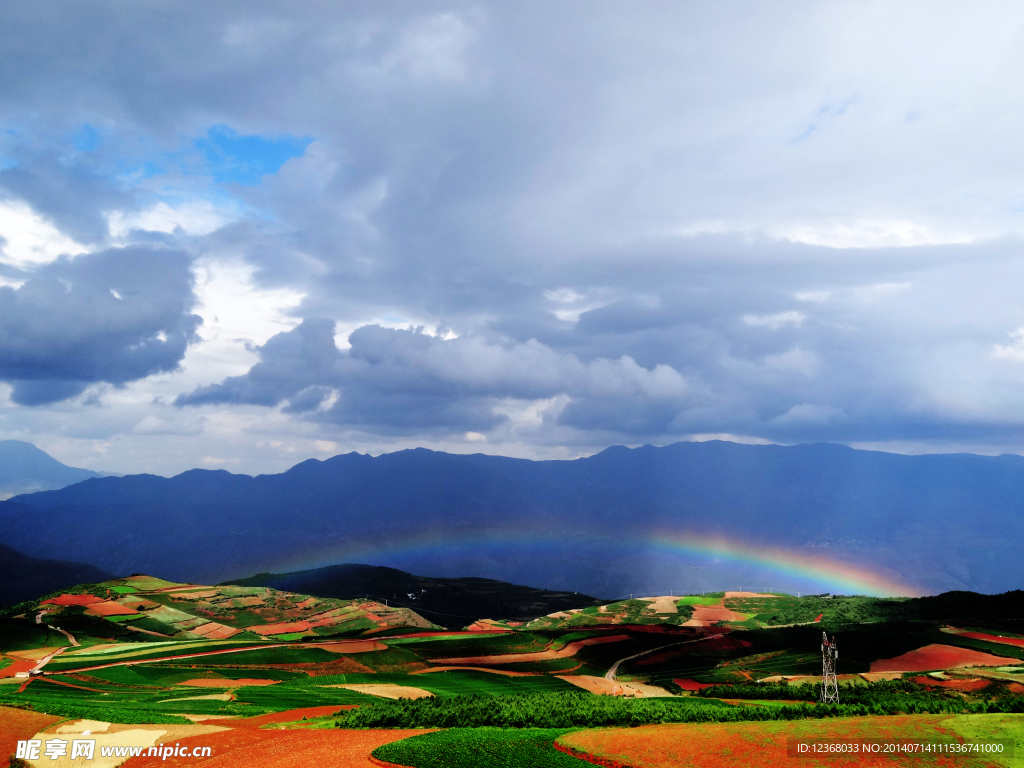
[4,1,1024,476]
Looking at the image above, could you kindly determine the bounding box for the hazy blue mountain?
[0,441,1022,597]
[0,440,104,499]
[226,563,604,630]
[0,542,115,606]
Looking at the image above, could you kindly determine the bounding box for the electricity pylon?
[820,631,839,704]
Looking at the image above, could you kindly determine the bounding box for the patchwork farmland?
[0,578,1022,766]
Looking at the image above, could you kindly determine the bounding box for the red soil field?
[247,621,311,635]
[188,622,241,640]
[314,640,387,654]
[168,589,220,599]
[1010,682,1024,694]
[42,594,104,606]
[672,678,715,691]
[0,657,36,678]
[557,715,992,768]
[870,644,1022,673]
[203,625,242,640]
[85,600,138,616]
[911,676,992,692]
[0,706,61,762]
[951,629,1024,649]
[691,605,746,623]
[122,728,434,768]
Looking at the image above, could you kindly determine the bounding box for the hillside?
[0,543,114,607]
[2,441,1024,596]
[226,564,605,630]
[1,574,438,650]
[0,439,103,499]
[0,583,1021,737]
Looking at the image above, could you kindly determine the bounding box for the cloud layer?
[0,247,200,405]
[2,2,1024,473]
[178,319,689,435]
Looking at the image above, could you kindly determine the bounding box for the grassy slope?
[373,728,590,768]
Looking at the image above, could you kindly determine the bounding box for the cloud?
[376,12,479,84]
[107,201,233,239]
[742,311,806,329]
[0,199,90,268]
[993,329,1024,361]
[0,246,201,405]
[4,3,1024,473]
[178,319,690,436]
[770,403,846,426]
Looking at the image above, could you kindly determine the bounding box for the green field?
[45,639,272,670]
[677,594,724,606]
[2,574,1023,768]
[373,728,590,768]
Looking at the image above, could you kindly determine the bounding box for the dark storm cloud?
[0,247,201,405]
[178,319,691,435]
[2,2,1024,461]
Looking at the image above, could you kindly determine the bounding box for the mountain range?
[0,439,105,499]
[0,441,1022,597]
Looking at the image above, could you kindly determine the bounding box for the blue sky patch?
[195,125,311,186]
[72,124,101,153]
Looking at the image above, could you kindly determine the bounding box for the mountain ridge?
[2,440,1023,597]
[0,439,105,499]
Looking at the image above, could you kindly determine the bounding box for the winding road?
[604,634,723,683]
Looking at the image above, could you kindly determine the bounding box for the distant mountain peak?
[0,439,105,499]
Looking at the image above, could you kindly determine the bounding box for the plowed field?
[315,640,386,654]
[911,676,992,692]
[247,621,310,635]
[673,678,715,691]
[43,594,105,606]
[691,605,746,623]
[0,656,36,678]
[86,601,138,617]
[0,706,61,761]
[870,644,1021,673]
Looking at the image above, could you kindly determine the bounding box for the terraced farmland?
[3,579,1024,768]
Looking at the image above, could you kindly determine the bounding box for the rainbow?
[645,532,919,597]
[284,530,919,598]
